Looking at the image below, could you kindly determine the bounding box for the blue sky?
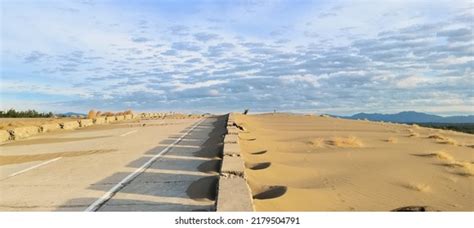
[1,0,473,115]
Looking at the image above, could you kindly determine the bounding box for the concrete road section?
[0,116,226,211]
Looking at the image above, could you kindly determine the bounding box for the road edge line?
[84,118,205,212]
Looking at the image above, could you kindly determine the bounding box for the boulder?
[115,115,125,121]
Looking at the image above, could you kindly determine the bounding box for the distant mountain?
[59,112,86,117]
[345,111,474,123]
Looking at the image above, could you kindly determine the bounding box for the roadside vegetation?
[416,123,474,134]
[0,109,54,118]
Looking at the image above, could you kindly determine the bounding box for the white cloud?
[1,0,472,115]
[395,75,430,88]
[171,80,229,91]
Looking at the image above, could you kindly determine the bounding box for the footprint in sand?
[391,206,439,212]
[250,150,267,155]
[245,162,271,170]
[238,134,257,141]
[253,185,288,200]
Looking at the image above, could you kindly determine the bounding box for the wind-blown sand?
[234,113,474,211]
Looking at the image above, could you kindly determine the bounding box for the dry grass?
[385,137,398,143]
[428,134,458,145]
[404,183,431,192]
[439,137,458,145]
[414,150,454,161]
[430,151,454,161]
[457,166,474,177]
[327,136,364,148]
[408,131,420,137]
[307,138,325,147]
[449,161,474,177]
[428,134,448,140]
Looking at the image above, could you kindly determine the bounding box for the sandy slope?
[235,113,474,211]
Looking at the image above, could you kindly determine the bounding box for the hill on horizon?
[343,111,474,123]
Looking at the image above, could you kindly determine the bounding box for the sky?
[0,0,473,115]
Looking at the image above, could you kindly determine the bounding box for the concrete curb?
[221,156,245,177]
[105,116,116,123]
[216,176,254,211]
[226,126,240,135]
[93,117,106,124]
[40,123,61,133]
[216,113,254,211]
[79,119,94,127]
[223,143,241,157]
[0,130,11,143]
[223,134,239,144]
[8,126,40,140]
[0,112,157,144]
[60,121,80,130]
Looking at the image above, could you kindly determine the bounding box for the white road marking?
[8,157,62,178]
[120,130,138,137]
[160,154,214,161]
[85,118,205,212]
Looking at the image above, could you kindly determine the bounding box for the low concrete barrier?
[216,176,254,211]
[216,113,254,211]
[9,126,40,140]
[226,126,240,135]
[223,143,241,157]
[94,117,106,124]
[224,134,239,144]
[221,156,245,177]
[0,130,11,143]
[40,123,61,132]
[79,119,94,127]
[105,116,116,123]
[60,121,80,130]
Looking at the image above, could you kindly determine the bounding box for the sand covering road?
[235,114,474,211]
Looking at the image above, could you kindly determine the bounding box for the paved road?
[0,116,226,211]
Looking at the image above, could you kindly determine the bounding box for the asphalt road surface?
[0,116,226,211]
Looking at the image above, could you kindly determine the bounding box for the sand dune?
[235,113,474,211]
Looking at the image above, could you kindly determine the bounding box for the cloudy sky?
[1,0,473,115]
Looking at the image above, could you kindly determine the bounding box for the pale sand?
[235,113,474,211]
